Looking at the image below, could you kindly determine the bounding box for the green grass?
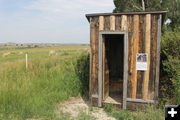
[104,104,164,120]
[0,46,88,120]
[0,45,168,120]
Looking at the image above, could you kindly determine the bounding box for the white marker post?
[26,53,28,70]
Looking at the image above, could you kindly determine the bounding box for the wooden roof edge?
[86,11,167,22]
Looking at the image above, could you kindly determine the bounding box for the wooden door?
[103,38,109,100]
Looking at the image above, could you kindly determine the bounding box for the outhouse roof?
[86,11,167,22]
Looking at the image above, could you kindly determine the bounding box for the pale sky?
[0,0,114,44]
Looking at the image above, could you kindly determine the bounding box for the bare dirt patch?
[55,97,116,120]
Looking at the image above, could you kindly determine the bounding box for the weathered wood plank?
[98,32,103,107]
[102,36,105,100]
[99,16,104,31]
[115,16,121,30]
[136,15,146,99]
[104,40,109,100]
[127,15,133,98]
[104,16,110,31]
[90,17,96,96]
[89,17,93,102]
[90,17,99,106]
[123,31,129,109]
[110,15,115,30]
[148,15,158,100]
[143,14,151,100]
[155,14,162,103]
[103,18,110,100]
[131,15,140,99]
[121,15,128,30]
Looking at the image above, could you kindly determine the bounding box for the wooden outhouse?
[86,11,166,109]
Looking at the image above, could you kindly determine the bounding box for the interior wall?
[104,34,124,95]
[105,34,124,81]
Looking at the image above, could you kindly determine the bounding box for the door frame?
[98,31,128,109]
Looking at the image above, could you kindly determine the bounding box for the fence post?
[26,53,28,70]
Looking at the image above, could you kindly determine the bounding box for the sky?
[0,0,114,44]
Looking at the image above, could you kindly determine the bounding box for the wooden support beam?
[99,16,104,31]
[123,32,129,109]
[90,17,95,104]
[131,15,139,99]
[110,15,115,30]
[143,14,151,100]
[98,33,103,107]
[121,15,128,30]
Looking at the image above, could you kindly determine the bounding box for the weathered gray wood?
[98,33,103,107]
[126,98,155,103]
[155,14,162,103]
[123,31,129,109]
[92,94,99,98]
[99,31,128,34]
[89,17,92,101]
[102,36,105,100]
[90,17,99,106]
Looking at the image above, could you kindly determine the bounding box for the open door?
[98,31,128,109]
[102,37,109,100]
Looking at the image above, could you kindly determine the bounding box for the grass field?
[0,45,89,120]
[0,45,165,120]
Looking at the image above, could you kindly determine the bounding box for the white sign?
[136,53,148,71]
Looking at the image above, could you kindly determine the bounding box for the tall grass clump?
[75,52,90,99]
[0,56,81,119]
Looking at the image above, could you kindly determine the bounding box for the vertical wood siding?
[89,13,161,106]
[143,14,151,100]
[90,17,99,106]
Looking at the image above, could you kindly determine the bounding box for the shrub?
[160,27,180,105]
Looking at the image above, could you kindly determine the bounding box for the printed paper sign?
[136,53,148,71]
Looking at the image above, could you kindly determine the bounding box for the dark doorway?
[103,34,124,105]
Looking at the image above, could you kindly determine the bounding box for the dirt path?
[55,97,116,120]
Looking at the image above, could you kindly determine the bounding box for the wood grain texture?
[102,36,106,100]
[98,32,103,107]
[136,15,146,99]
[121,15,128,30]
[99,16,104,31]
[127,15,133,98]
[155,14,162,102]
[110,15,115,30]
[90,17,99,105]
[89,17,92,103]
[88,13,162,107]
[123,32,129,109]
[131,15,140,99]
[115,16,121,30]
[104,16,110,31]
[143,14,151,100]
[148,15,158,100]
[104,42,110,100]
